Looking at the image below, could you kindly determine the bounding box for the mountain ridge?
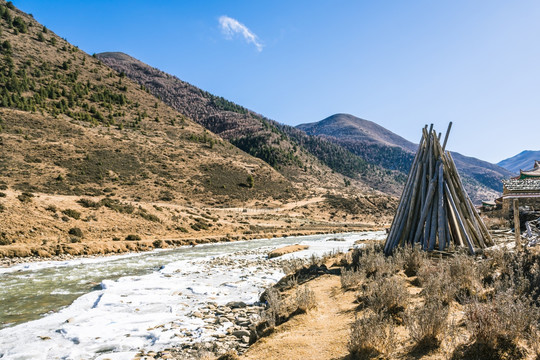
[97,51,407,195]
[498,150,540,174]
[298,113,514,202]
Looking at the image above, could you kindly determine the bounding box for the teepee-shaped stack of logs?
[384,123,493,255]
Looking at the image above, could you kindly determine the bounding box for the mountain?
[0,2,397,258]
[96,52,406,195]
[298,114,514,202]
[498,150,540,175]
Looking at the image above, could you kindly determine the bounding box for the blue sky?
[14,0,540,164]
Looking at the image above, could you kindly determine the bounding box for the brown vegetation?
[0,1,398,259]
[241,244,540,360]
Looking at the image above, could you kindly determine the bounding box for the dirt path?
[207,197,325,214]
[241,274,356,360]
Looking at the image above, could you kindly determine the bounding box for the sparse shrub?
[153,239,163,248]
[70,237,81,243]
[62,209,81,220]
[0,203,5,213]
[45,205,57,212]
[400,246,428,277]
[68,227,83,238]
[361,276,409,316]
[125,234,141,241]
[0,192,6,197]
[216,351,240,360]
[341,268,366,290]
[351,245,394,278]
[295,285,316,313]
[17,192,34,203]
[77,198,101,208]
[12,16,27,33]
[176,226,189,233]
[281,258,306,275]
[348,311,395,359]
[246,175,254,188]
[159,190,174,201]
[0,184,7,190]
[137,210,160,222]
[463,291,534,358]
[262,286,282,328]
[99,198,134,214]
[0,232,11,245]
[418,263,457,305]
[405,299,448,350]
[448,253,482,301]
[527,325,540,360]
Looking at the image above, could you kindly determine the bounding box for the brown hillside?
[0,2,397,258]
[96,52,406,195]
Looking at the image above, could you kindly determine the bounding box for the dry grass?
[348,311,395,359]
[340,244,540,360]
[360,276,409,317]
[405,299,448,351]
[295,285,317,312]
[340,268,366,290]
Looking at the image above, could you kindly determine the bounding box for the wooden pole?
[514,199,521,250]
[445,183,475,254]
[442,122,453,151]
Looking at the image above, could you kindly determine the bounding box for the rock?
[232,330,250,338]
[226,301,247,309]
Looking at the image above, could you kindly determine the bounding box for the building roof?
[518,160,540,179]
[503,178,540,192]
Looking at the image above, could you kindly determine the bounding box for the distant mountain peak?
[298,113,417,152]
[297,113,514,203]
[498,150,540,174]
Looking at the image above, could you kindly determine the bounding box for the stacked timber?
[384,123,493,255]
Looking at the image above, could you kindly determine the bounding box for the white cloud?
[219,15,263,52]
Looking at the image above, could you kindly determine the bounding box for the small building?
[502,160,540,214]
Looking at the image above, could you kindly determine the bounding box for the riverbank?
[0,232,386,359]
[0,189,393,260]
[0,227,384,267]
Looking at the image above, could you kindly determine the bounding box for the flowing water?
[0,231,384,360]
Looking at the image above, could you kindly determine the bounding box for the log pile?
[384,123,493,255]
[526,217,540,247]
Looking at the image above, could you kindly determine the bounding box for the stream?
[0,231,385,359]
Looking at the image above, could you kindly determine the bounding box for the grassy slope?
[0,2,398,258]
[96,52,406,196]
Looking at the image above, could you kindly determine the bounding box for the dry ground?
[241,274,356,360]
[237,239,540,360]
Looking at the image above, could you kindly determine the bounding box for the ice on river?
[0,231,385,359]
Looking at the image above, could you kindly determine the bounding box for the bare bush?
[418,263,457,305]
[280,258,306,275]
[527,325,540,360]
[361,276,409,316]
[262,287,282,327]
[354,247,394,278]
[348,311,395,359]
[341,269,366,290]
[295,285,316,312]
[465,291,535,351]
[405,299,448,350]
[448,253,482,300]
[400,246,428,277]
